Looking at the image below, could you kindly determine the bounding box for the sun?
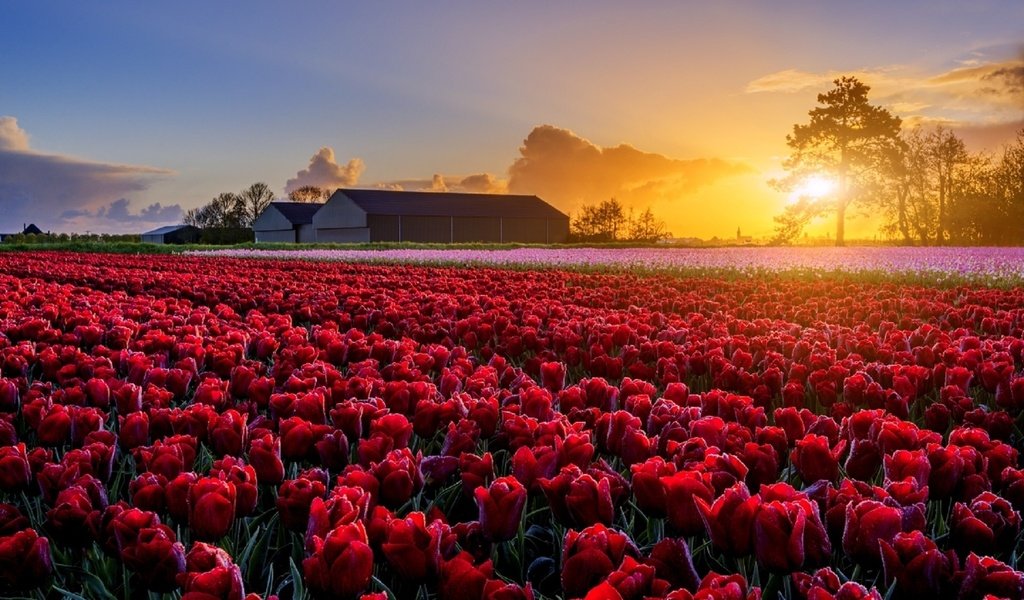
[789,174,836,203]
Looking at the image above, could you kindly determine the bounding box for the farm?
[0,249,1021,599]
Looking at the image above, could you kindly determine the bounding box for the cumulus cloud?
[0,116,176,233]
[284,147,365,195]
[506,125,749,214]
[0,117,30,151]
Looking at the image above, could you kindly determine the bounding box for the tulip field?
[1,249,1023,600]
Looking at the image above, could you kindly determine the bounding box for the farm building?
[252,202,322,243]
[140,225,201,244]
[310,189,569,243]
[0,223,43,242]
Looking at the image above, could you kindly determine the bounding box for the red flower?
[371,449,423,508]
[696,482,761,558]
[248,434,285,485]
[439,552,492,600]
[475,476,527,542]
[642,537,700,592]
[303,522,374,599]
[277,476,327,532]
[661,470,714,536]
[188,477,236,541]
[120,526,186,592]
[561,524,639,599]
[841,500,904,567]
[958,553,1024,600]
[878,531,957,598]
[381,511,444,583]
[0,444,31,491]
[210,457,259,517]
[753,497,831,573]
[178,542,244,600]
[791,435,846,484]
[0,528,52,590]
[951,491,1021,556]
[794,567,882,600]
[209,409,247,458]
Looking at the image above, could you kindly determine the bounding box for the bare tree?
[288,185,329,203]
[237,182,276,226]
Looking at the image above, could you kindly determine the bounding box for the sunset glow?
[2,2,1023,241]
[789,174,837,203]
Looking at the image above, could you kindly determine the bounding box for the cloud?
[376,173,509,194]
[59,199,183,230]
[284,147,365,195]
[0,116,176,233]
[746,52,1024,147]
[0,117,30,151]
[506,124,750,214]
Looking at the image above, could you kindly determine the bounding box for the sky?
[1,1,1022,238]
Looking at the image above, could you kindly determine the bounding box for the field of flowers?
[0,249,1021,599]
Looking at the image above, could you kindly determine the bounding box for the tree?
[570,198,627,241]
[776,76,902,246]
[627,207,670,242]
[184,192,245,229]
[237,182,276,227]
[288,185,328,203]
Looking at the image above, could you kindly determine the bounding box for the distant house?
[252,202,322,243]
[0,223,44,242]
[141,225,201,244]
[308,189,569,243]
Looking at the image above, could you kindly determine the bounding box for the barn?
[252,202,322,243]
[311,189,569,243]
[140,225,201,244]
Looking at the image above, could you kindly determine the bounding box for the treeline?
[879,127,1024,245]
[3,232,141,244]
[773,76,1024,246]
[184,184,329,230]
[183,182,276,229]
[570,198,671,242]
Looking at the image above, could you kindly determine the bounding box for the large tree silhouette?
[778,76,901,246]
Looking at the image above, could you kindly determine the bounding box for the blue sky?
[1,1,1022,236]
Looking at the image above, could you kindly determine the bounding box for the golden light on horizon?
[789,174,837,204]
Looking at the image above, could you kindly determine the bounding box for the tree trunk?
[835,200,846,246]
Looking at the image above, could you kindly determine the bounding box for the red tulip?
[381,512,444,583]
[475,476,527,542]
[561,524,639,599]
[879,531,957,598]
[753,497,831,573]
[0,528,52,590]
[188,477,236,541]
[303,522,374,599]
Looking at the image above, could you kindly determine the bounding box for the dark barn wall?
[367,215,400,242]
[397,216,451,243]
[453,217,501,242]
[501,217,550,243]
[548,218,570,243]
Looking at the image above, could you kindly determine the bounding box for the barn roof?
[22,224,42,235]
[142,224,195,235]
[268,202,323,225]
[335,189,567,219]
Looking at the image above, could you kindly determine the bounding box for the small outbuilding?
[312,189,569,243]
[0,223,43,242]
[141,225,201,244]
[252,202,322,243]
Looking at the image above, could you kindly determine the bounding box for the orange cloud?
[285,147,365,195]
[506,124,750,215]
